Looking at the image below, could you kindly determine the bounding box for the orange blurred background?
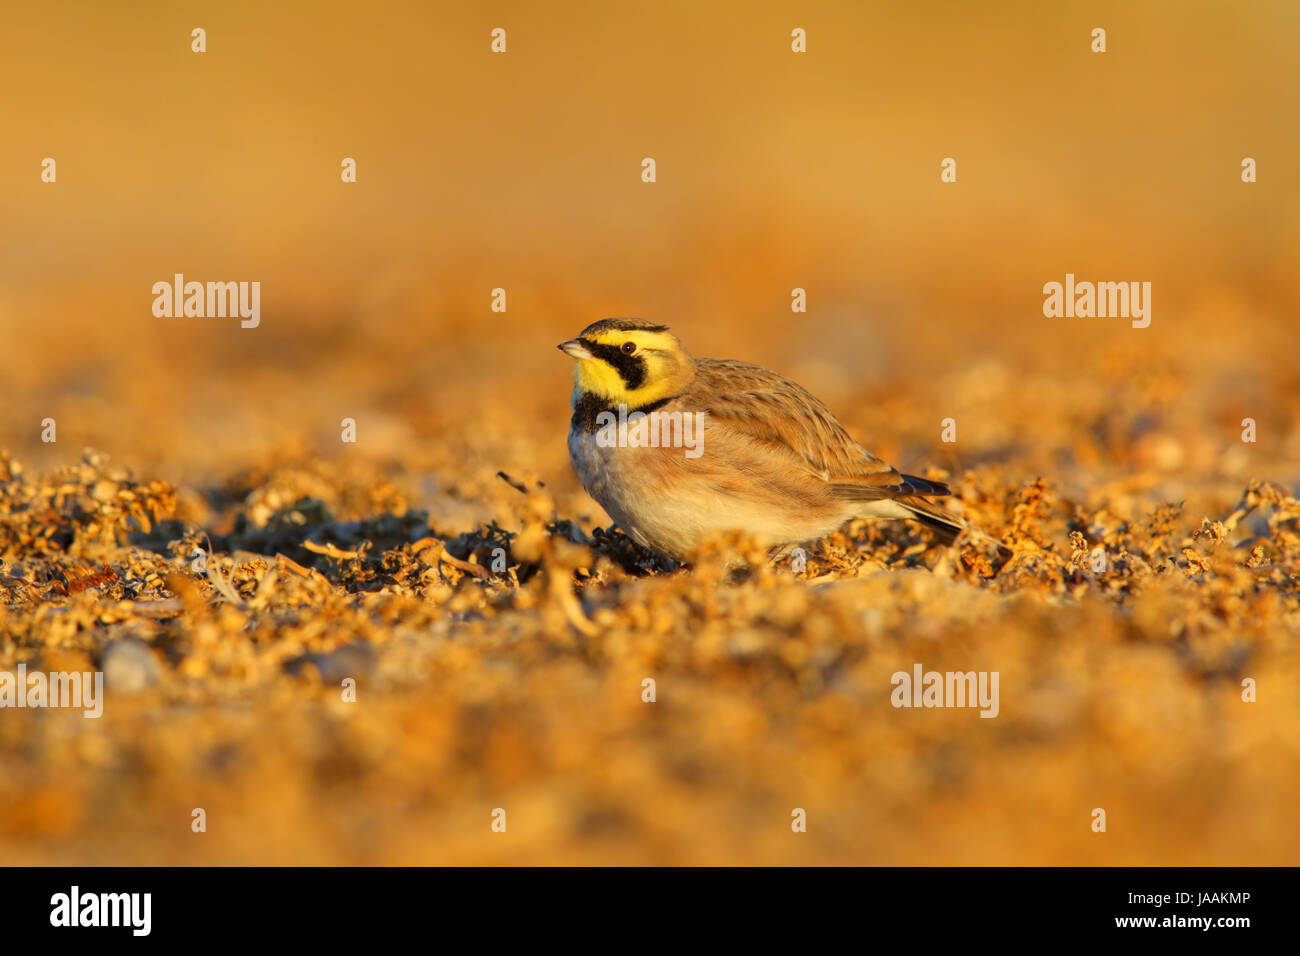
[1,0,1296,482]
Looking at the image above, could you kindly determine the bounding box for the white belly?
[567,427,848,558]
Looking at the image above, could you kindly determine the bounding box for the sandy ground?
[2,313,1298,864]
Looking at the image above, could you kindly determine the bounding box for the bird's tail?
[895,495,963,544]
[838,470,1010,559]
[895,494,1011,559]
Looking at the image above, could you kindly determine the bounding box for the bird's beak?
[558,339,593,360]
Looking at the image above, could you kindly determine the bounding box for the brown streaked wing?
[690,359,922,500]
[830,472,952,502]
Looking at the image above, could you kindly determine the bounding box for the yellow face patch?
[573,357,634,401]
[572,329,688,406]
[585,329,677,352]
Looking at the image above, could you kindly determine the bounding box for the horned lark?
[559,318,980,561]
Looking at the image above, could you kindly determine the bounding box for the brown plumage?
[559,320,988,560]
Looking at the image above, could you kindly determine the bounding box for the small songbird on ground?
[559,318,991,562]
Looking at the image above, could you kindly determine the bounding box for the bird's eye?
[621,342,637,354]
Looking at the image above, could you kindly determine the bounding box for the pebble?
[102,639,161,692]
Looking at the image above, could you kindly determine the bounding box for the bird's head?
[557,318,694,407]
